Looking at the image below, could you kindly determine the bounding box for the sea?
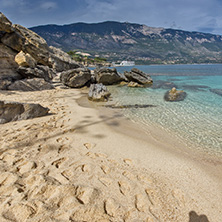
[107,64,222,155]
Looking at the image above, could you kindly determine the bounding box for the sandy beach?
[0,87,222,222]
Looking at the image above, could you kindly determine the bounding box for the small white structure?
[119,61,135,66]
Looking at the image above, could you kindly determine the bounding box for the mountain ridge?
[30,21,222,64]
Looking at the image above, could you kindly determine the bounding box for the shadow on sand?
[189,211,209,222]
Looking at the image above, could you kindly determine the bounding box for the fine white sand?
[0,87,221,222]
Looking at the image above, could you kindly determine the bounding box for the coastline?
[0,88,222,221]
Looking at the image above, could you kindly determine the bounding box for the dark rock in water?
[8,78,54,91]
[164,87,187,102]
[0,100,49,124]
[94,67,126,85]
[210,89,222,96]
[124,68,153,85]
[88,83,111,102]
[152,80,177,89]
[181,84,210,91]
[105,104,157,109]
[60,68,91,88]
[17,65,55,82]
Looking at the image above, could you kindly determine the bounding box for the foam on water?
[109,64,222,155]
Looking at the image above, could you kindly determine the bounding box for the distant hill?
[30,21,222,64]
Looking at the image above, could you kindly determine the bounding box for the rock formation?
[0,12,80,91]
[0,100,49,124]
[124,68,153,86]
[94,67,126,85]
[60,68,91,88]
[164,87,187,102]
[88,83,111,102]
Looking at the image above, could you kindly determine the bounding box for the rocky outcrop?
[8,78,54,91]
[0,13,14,33]
[0,12,81,91]
[0,43,21,89]
[124,68,153,85]
[88,83,111,102]
[164,87,187,102]
[60,68,91,88]
[0,100,49,124]
[94,67,126,85]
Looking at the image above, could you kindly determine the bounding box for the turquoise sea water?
[109,64,222,154]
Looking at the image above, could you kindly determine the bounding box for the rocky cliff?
[0,12,81,90]
[31,21,222,64]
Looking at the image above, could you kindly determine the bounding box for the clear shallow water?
[109,64,222,154]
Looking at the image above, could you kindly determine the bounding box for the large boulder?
[164,87,187,102]
[8,78,54,91]
[17,65,55,82]
[0,100,49,124]
[88,83,111,102]
[15,51,37,68]
[60,68,91,88]
[94,67,126,85]
[49,46,81,72]
[124,68,153,85]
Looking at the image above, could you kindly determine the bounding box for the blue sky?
[1,0,222,35]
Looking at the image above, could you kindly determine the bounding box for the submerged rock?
[124,68,153,86]
[210,89,222,97]
[60,68,91,88]
[152,80,177,89]
[0,100,49,124]
[105,104,157,109]
[88,83,111,102]
[164,87,187,102]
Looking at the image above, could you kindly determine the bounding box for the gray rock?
[0,100,49,124]
[124,68,153,85]
[94,67,126,85]
[164,87,187,102]
[17,65,55,82]
[0,43,21,88]
[8,78,54,91]
[49,46,81,72]
[60,68,91,88]
[88,83,111,102]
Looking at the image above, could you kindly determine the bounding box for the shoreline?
[78,93,222,219]
[0,88,222,221]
